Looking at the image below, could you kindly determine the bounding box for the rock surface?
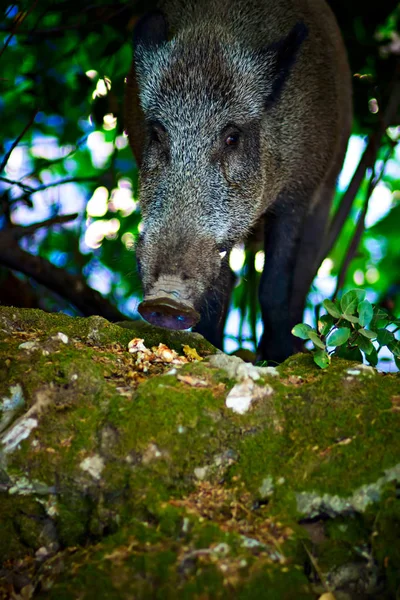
[0,306,399,599]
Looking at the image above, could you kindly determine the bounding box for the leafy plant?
[292,289,400,369]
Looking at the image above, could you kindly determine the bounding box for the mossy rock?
[0,306,399,599]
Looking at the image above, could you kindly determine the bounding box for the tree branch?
[7,213,79,240]
[333,142,395,297]
[320,62,400,262]
[0,175,98,194]
[0,217,126,321]
[0,110,38,174]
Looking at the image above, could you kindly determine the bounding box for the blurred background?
[1,0,399,370]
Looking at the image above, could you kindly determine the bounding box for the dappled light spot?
[366,267,380,284]
[115,135,128,149]
[353,269,365,285]
[368,98,379,114]
[365,183,392,228]
[387,125,400,141]
[229,245,245,273]
[109,180,137,216]
[85,70,98,79]
[86,186,109,217]
[92,76,111,99]
[4,146,25,175]
[103,113,117,130]
[254,250,265,273]
[121,232,135,251]
[317,258,334,277]
[87,131,114,169]
[84,218,120,249]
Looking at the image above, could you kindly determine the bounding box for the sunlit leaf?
[341,289,366,315]
[358,300,373,327]
[334,344,363,362]
[291,323,313,340]
[341,314,359,324]
[318,314,334,336]
[377,329,395,346]
[327,327,351,346]
[313,350,331,369]
[322,300,341,319]
[388,339,400,357]
[356,335,375,355]
[307,331,326,350]
[366,347,378,367]
[358,328,377,339]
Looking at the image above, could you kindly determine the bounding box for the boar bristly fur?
[125,0,352,361]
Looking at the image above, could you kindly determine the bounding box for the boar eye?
[222,127,241,149]
[225,133,239,147]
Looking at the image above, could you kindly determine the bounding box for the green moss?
[0,496,46,561]
[1,308,400,598]
[369,485,400,597]
[34,517,313,600]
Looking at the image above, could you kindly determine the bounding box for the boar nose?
[138,297,200,330]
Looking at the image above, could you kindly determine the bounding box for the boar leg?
[258,194,313,363]
[193,260,236,349]
[289,186,334,334]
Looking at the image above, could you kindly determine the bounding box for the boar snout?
[138,296,200,330]
[136,234,225,330]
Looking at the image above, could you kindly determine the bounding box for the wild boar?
[124,0,352,362]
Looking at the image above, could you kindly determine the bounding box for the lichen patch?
[79,454,105,480]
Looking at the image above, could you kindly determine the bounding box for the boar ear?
[263,22,308,109]
[133,10,168,51]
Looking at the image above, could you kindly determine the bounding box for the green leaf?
[341,314,359,324]
[358,300,373,327]
[395,356,400,371]
[370,307,389,331]
[291,323,313,340]
[358,328,377,339]
[374,318,390,330]
[388,339,400,357]
[356,335,375,355]
[318,314,334,336]
[366,347,378,367]
[307,331,326,350]
[377,329,395,347]
[313,350,331,369]
[340,289,366,315]
[373,307,389,319]
[322,300,341,319]
[327,327,351,347]
[334,345,363,362]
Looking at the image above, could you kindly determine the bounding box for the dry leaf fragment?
[128,338,149,354]
[182,345,203,361]
[177,374,209,387]
[152,343,178,363]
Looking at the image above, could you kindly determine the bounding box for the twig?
[0,0,39,61]
[0,110,38,174]
[6,213,79,240]
[0,177,33,192]
[302,543,335,597]
[21,135,88,180]
[0,175,98,194]
[0,4,130,37]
